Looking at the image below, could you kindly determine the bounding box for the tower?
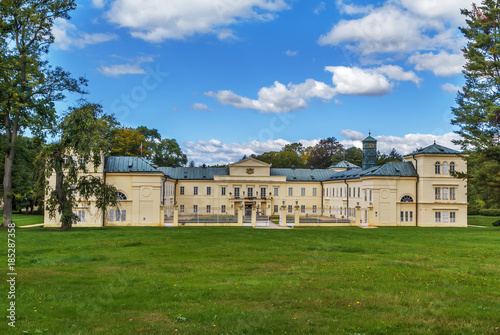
[362,132,377,169]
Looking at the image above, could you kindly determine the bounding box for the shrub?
[479,208,500,216]
[492,220,500,227]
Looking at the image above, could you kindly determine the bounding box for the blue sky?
[49,0,471,164]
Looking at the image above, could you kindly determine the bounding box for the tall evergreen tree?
[451,1,500,208]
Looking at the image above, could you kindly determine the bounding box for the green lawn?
[1,224,499,334]
[0,211,44,226]
[467,215,500,227]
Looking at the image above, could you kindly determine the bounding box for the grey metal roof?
[105,156,162,173]
[329,160,360,169]
[328,162,417,180]
[270,168,337,181]
[158,167,229,180]
[406,143,462,156]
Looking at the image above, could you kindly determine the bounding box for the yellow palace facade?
[44,135,468,228]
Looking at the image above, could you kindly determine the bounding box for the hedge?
[478,208,500,216]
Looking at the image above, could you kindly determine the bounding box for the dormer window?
[434,162,441,174]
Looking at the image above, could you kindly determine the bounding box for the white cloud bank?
[183,132,461,165]
[53,18,117,50]
[104,0,289,42]
[408,51,465,77]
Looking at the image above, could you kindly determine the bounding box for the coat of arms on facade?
[246,168,254,174]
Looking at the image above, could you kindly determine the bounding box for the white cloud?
[340,129,365,141]
[340,131,461,155]
[206,79,336,113]
[336,0,373,15]
[53,18,117,50]
[319,3,462,55]
[92,0,107,8]
[98,56,154,77]
[285,50,298,56]
[313,2,326,15]
[400,0,472,23]
[105,0,289,42]
[441,83,461,93]
[190,103,213,111]
[325,65,420,96]
[408,51,465,77]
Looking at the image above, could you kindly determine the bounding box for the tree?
[151,138,187,167]
[330,147,363,167]
[39,103,118,230]
[377,148,403,165]
[0,0,86,228]
[307,137,343,169]
[110,128,148,157]
[255,150,305,168]
[451,1,500,209]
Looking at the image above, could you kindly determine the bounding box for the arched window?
[450,162,455,173]
[442,162,448,175]
[401,195,414,203]
[117,192,127,201]
[434,162,441,174]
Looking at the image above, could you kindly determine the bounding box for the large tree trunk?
[55,169,72,230]
[2,147,15,228]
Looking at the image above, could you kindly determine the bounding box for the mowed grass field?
[0,211,44,227]
[1,220,499,334]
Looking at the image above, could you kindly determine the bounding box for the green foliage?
[479,208,500,216]
[39,102,118,229]
[254,148,306,168]
[377,148,403,165]
[307,137,343,168]
[110,128,148,157]
[451,1,500,210]
[331,147,363,167]
[0,0,85,227]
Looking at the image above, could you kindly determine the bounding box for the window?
[180,186,185,195]
[207,187,211,196]
[71,185,78,197]
[274,187,279,196]
[442,211,449,223]
[450,212,456,222]
[326,188,329,197]
[364,189,367,201]
[435,212,441,222]
[274,205,278,213]
[369,190,372,202]
[332,188,335,197]
[193,205,198,213]
[400,195,414,203]
[206,205,211,213]
[180,205,185,213]
[400,211,404,222]
[288,187,293,196]
[313,188,317,197]
[409,211,413,222]
[301,188,306,196]
[450,187,456,200]
[442,187,448,200]
[221,186,226,196]
[435,162,441,174]
[109,209,126,222]
[312,205,317,213]
[301,205,305,213]
[435,187,441,200]
[400,211,413,222]
[221,205,226,213]
[348,188,351,197]
[450,162,455,173]
[442,162,448,175]
[340,188,343,197]
[77,210,85,222]
[288,205,293,213]
[247,187,253,198]
[194,186,198,195]
[358,187,360,198]
[234,187,240,198]
[261,187,266,198]
[109,210,114,221]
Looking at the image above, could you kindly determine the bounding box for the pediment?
[229,157,271,168]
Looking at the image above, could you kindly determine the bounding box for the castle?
[44,135,468,227]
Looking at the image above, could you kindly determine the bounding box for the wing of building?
[44,135,467,227]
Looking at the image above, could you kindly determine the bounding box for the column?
[280,205,287,227]
[294,205,300,226]
[173,205,179,227]
[251,205,257,227]
[238,204,244,226]
[368,205,375,226]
